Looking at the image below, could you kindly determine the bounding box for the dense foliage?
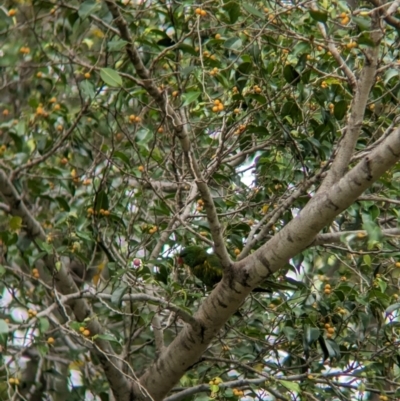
[1,0,400,400]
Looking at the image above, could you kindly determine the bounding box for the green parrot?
[178,245,300,292]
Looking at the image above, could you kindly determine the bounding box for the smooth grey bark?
[138,127,400,399]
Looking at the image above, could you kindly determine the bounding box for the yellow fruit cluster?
[234,248,240,256]
[195,8,207,17]
[202,50,217,60]
[324,322,335,339]
[99,208,110,216]
[379,395,388,401]
[234,124,246,135]
[210,67,219,76]
[196,199,204,212]
[329,103,334,114]
[79,326,91,337]
[339,12,350,25]
[9,378,20,386]
[232,86,239,95]
[20,46,30,54]
[321,81,328,89]
[28,308,38,318]
[252,84,262,94]
[212,99,224,112]
[148,225,158,234]
[129,114,141,123]
[209,377,222,385]
[233,388,245,396]
[346,41,357,49]
[323,283,331,295]
[32,268,40,279]
[36,105,48,117]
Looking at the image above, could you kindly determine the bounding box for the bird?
[178,245,300,292]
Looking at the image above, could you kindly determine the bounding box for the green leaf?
[224,38,242,51]
[94,190,109,212]
[96,333,119,343]
[80,80,95,99]
[39,317,50,333]
[283,65,300,86]
[325,339,341,360]
[334,100,348,120]
[309,9,328,23]
[223,2,240,23]
[242,3,264,19]
[182,91,201,106]
[279,380,301,392]
[9,216,22,231]
[100,68,122,87]
[36,239,54,255]
[384,69,399,85]
[113,151,130,166]
[0,319,9,334]
[78,0,102,20]
[304,326,320,345]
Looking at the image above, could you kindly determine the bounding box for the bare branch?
[319,10,383,192]
[312,227,400,246]
[104,0,230,267]
[368,0,400,29]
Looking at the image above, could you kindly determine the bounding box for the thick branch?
[139,125,400,400]
[0,169,133,401]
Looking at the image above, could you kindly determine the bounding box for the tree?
[1,0,400,400]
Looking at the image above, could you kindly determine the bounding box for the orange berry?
[2,109,9,116]
[84,72,91,79]
[172,91,179,97]
[157,127,164,133]
[200,9,207,17]
[53,104,61,111]
[47,337,55,345]
[215,34,221,39]
[138,165,144,172]
[8,9,17,17]
[212,106,219,112]
[36,72,43,78]
[82,329,90,337]
[195,8,202,15]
